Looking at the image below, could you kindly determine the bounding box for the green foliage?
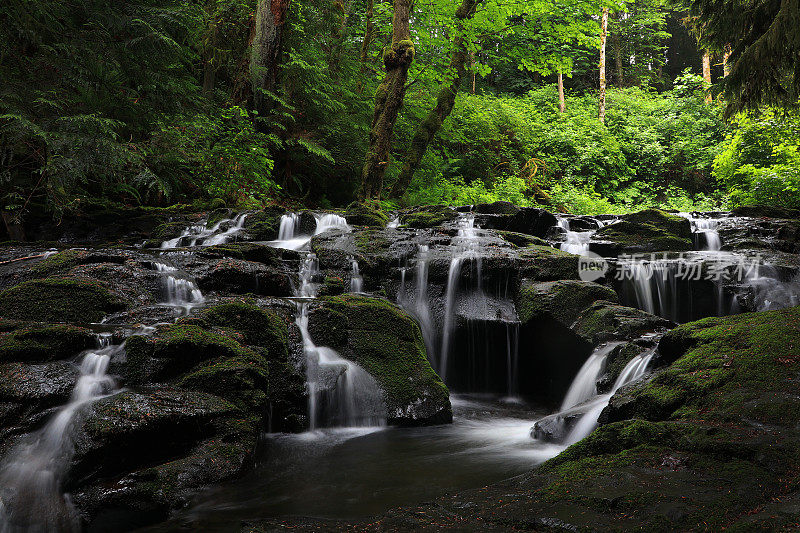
[714,109,800,209]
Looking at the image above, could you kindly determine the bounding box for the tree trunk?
[356,0,375,93]
[598,7,609,124]
[250,0,291,118]
[1,210,25,241]
[471,50,476,93]
[702,49,712,102]
[723,44,731,77]
[359,0,414,200]
[612,13,623,87]
[202,52,216,94]
[387,0,478,199]
[558,70,565,113]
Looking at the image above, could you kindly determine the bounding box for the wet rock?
[516,280,618,328]
[531,410,584,443]
[592,208,693,255]
[0,361,79,429]
[193,258,294,297]
[573,300,673,345]
[242,206,285,240]
[0,278,128,323]
[345,202,390,227]
[718,216,800,253]
[504,207,558,237]
[0,321,96,363]
[473,201,520,215]
[399,205,458,228]
[732,205,800,219]
[516,245,580,281]
[308,295,452,426]
[495,231,549,248]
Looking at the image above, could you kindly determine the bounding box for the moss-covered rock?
[345,202,389,227]
[516,245,580,281]
[0,278,127,323]
[199,242,283,265]
[399,205,457,228]
[0,321,96,362]
[593,209,693,255]
[309,295,451,425]
[573,300,673,344]
[732,205,800,219]
[241,206,285,240]
[496,231,549,248]
[516,280,618,327]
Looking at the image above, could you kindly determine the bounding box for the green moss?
[516,280,618,326]
[496,230,549,248]
[622,208,692,237]
[0,278,127,323]
[196,301,288,355]
[516,245,580,281]
[594,209,692,253]
[318,276,345,297]
[28,249,84,277]
[0,321,96,362]
[573,300,671,343]
[177,354,270,413]
[400,205,456,228]
[345,202,389,227]
[241,206,284,240]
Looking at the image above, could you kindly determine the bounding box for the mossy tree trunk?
[702,49,712,102]
[359,0,414,200]
[387,0,479,199]
[1,210,25,241]
[250,0,291,120]
[558,69,565,113]
[612,13,623,87]
[598,7,609,124]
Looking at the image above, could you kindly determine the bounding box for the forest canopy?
[1,0,799,231]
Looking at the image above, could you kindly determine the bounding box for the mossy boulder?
[593,209,693,255]
[308,294,452,425]
[516,280,618,328]
[496,231,549,248]
[399,205,457,228]
[573,300,673,344]
[516,245,580,281]
[241,206,285,240]
[473,201,520,215]
[0,278,127,323]
[345,202,389,227]
[199,242,284,265]
[0,321,96,363]
[732,205,800,219]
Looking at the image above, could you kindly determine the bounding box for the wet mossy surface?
[345,202,390,227]
[516,245,580,281]
[399,205,457,228]
[0,278,128,323]
[0,321,96,363]
[310,294,452,425]
[573,300,673,344]
[516,279,618,327]
[593,208,693,254]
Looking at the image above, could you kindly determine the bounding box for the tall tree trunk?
[598,7,609,124]
[1,210,25,241]
[558,70,565,113]
[359,0,414,200]
[250,0,291,118]
[471,50,476,93]
[387,0,478,199]
[356,0,375,93]
[723,44,731,77]
[612,13,623,87]
[702,49,712,102]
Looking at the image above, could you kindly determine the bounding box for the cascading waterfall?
[278,213,300,240]
[292,221,386,430]
[560,342,622,411]
[399,244,437,361]
[440,214,480,381]
[678,212,723,251]
[161,213,248,249]
[270,212,351,251]
[386,217,400,229]
[349,259,363,293]
[557,217,593,256]
[0,335,122,533]
[154,261,204,312]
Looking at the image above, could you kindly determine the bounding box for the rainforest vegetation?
[1,0,799,232]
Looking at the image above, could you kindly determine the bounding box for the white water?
[270,212,351,251]
[350,259,363,293]
[154,261,204,312]
[678,212,723,251]
[557,217,593,256]
[161,213,248,249]
[386,217,400,229]
[0,336,122,533]
[294,251,385,430]
[560,342,621,411]
[439,214,480,381]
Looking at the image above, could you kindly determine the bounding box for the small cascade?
[294,251,385,430]
[563,344,657,445]
[270,212,351,251]
[557,217,593,256]
[504,322,520,399]
[154,261,204,312]
[386,216,400,229]
[349,258,364,293]
[440,214,481,381]
[0,335,123,532]
[743,265,800,312]
[398,244,437,360]
[161,213,248,249]
[560,342,621,411]
[678,212,723,251]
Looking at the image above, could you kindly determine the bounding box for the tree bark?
[1,210,25,241]
[598,7,609,123]
[360,0,415,200]
[356,0,375,93]
[558,70,565,113]
[702,49,712,102]
[250,0,291,118]
[387,0,478,199]
[612,12,623,87]
[723,44,731,77]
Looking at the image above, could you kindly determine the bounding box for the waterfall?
[154,261,204,312]
[160,213,249,249]
[0,336,123,532]
[678,213,723,251]
[349,259,363,293]
[505,322,520,399]
[294,251,385,430]
[440,214,480,381]
[560,342,621,411]
[270,212,351,251]
[386,217,400,229]
[402,244,437,363]
[557,217,593,256]
[563,345,656,445]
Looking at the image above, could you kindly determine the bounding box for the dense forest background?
[1,0,798,230]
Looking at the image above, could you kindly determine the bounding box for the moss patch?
[516,245,580,280]
[0,278,127,323]
[345,202,389,227]
[516,279,618,326]
[0,321,96,363]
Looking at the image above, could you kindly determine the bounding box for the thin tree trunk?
[702,49,712,102]
[471,50,476,93]
[558,70,565,113]
[250,0,291,118]
[356,0,375,93]
[723,44,731,77]
[387,0,479,199]
[612,13,623,87]
[360,0,414,200]
[1,210,25,241]
[598,7,609,123]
